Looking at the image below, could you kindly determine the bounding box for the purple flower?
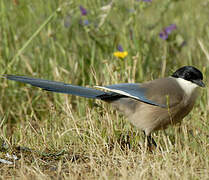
[159,24,177,40]
[83,19,89,25]
[80,6,87,16]
[117,45,124,52]
[165,24,177,33]
[79,19,90,26]
[159,31,169,40]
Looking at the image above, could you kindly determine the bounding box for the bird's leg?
[143,131,157,150]
[147,135,157,148]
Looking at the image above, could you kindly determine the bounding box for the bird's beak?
[193,79,205,87]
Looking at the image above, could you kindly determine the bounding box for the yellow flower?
[113,51,128,59]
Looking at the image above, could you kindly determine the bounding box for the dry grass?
[0,0,209,179]
[0,84,208,179]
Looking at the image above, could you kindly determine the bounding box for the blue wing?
[96,83,167,108]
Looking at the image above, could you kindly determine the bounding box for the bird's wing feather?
[95,83,167,108]
[96,78,184,108]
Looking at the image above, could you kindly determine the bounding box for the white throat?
[175,77,198,97]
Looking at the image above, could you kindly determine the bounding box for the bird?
[4,66,205,147]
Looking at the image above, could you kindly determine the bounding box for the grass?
[0,0,209,179]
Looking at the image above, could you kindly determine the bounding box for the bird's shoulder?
[140,77,184,107]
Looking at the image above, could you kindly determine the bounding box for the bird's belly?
[111,95,196,135]
[128,103,193,135]
[128,106,170,133]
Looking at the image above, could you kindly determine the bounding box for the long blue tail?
[5,75,108,99]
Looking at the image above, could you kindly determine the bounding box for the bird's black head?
[171,66,205,87]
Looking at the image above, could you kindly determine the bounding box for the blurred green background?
[1,0,208,77]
